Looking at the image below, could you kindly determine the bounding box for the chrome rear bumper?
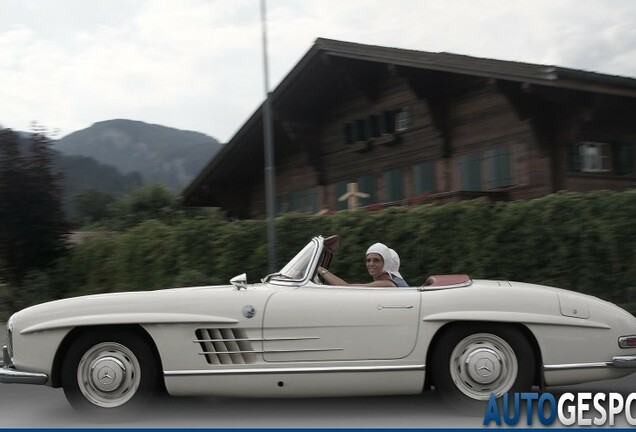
[612,355,636,368]
[0,346,48,385]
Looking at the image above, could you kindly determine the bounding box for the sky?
[1,0,635,143]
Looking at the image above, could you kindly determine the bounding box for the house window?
[283,188,319,213]
[570,141,634,175]
[395,106,413,132]
[580,142,611,172]
[384,169,404,202]
[459,153,481,191]
[485,147,511,189]
[413,161,436,195]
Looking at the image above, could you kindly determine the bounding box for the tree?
[0,128,28,285]
[107,184,181,230]
[0,127,69,286]
[74,188,115,225]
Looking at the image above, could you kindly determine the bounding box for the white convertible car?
[2,234,636,416]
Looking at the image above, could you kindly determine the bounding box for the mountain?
[54,154,143,217]
[55,119,221,192]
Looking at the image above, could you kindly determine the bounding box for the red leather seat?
[422,274,471,287]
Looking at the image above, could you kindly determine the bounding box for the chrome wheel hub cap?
[77,342,141,408]
[91,356,126,392]
[465,347,502,385]
[450,333,518,400]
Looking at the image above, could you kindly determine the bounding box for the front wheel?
[61,329,160,418]
[431,324,535,411]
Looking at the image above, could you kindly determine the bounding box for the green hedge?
[5,189,635,318]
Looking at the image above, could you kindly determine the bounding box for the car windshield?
[273,240,318,282]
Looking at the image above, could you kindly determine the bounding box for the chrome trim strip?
[545,357,636,371]
[194,336,320,343]
[418,280,473,291]
[0,367,48,385]
[544,362,612,371]
[164,364,426,377]
[198,347,344,355]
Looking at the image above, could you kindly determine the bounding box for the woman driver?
[317,242,408,287]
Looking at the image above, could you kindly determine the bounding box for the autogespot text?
[483,392,636,426]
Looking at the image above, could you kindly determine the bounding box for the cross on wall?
[338,182,370,210]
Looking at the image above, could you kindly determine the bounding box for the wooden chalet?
[182,38,636,218]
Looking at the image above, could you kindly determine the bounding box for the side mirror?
[230,273,248,290]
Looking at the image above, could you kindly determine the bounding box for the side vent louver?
[195,328,257,365]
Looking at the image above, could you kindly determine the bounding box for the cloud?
[0,0,634,142]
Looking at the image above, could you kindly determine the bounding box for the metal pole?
[261,0,277,271]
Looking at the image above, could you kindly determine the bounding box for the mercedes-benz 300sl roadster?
[2,235,636,416]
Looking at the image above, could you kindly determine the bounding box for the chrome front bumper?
[0,346,48,385]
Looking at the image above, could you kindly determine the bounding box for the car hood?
[10,283,274,335]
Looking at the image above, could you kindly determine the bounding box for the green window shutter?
[485,147,511,189]
[496,147,511,187]
[485,149,496,189]
[569,142,581,172]
[289,190,301,211]
[383,110,395,134]
[459,153,481,191]
[306,187,318,213]
[357,174,377,206]
[343,123,353,145]
[384,169,404,202]
[276,194,287,215]
[616,143,634,175]
[368,115,381,138]
[355,119,367,142]
[335,181,348,211]
[413,161,435,195]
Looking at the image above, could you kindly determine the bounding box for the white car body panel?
[3,235,636,402]
[262,285,421,361]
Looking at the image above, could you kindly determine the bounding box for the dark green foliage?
[2,188,635,320]
[0,128,69,287]
[106,184,185,230]
[75,189,116,225]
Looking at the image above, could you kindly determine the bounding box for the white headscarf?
[366,243,403,280]
[386,248,403,279]
[366,242,391,274]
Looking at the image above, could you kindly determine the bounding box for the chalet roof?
[182,37,636,209]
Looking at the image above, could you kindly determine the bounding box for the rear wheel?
[431,324,535,411]
[61,329,160,419]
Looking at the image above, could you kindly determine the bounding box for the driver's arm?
[317,266,347,286]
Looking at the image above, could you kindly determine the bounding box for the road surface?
[2,324,635,428]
